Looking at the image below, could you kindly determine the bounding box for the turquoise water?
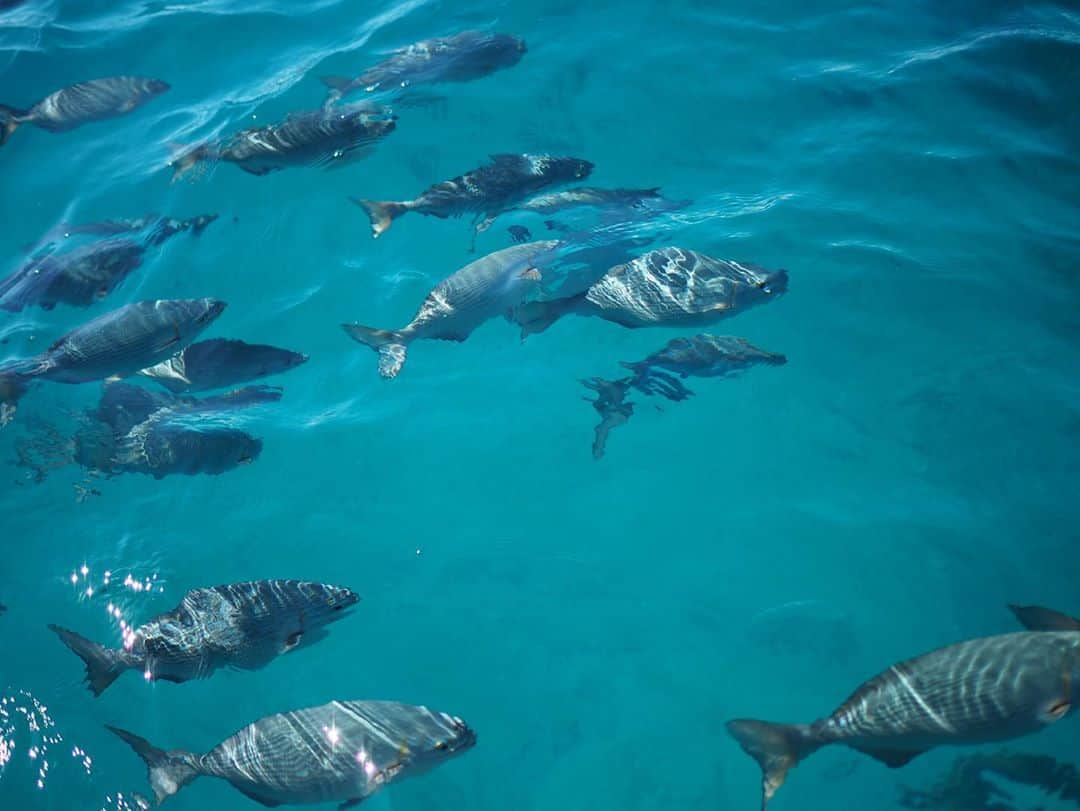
[1,1,1079,809]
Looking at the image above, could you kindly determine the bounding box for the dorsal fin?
[1009,604,1080,632]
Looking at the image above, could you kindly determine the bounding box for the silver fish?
[514,247,787,337]
[108,699,475,807]
[93,382,281,436]
[322,29,526,101]
[172,104,395,180]
[727,631,1080,809]
[0,76,169,146]
[105,421,263,479]
[343,240,559,378]
[138,338,308,393]
[477,186,672,232]
[0,299,225,421]
[49,580,358,695]
[351,154,593,239]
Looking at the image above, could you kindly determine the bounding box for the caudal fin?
[512,294,585,339]
[0,104,26,148]
[342,323,408,379]
[349,197,407,239]
[726,719,819,810]
[106,725,201,805]
[48,624,130,696]
[1009,604,1080,632]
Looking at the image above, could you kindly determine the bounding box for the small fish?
[0,216,215,313]
[138,338,308,393]
[343,240,558,378]
[727,631,1080,809]
[0,299,226,420]
[0,77,169,147]
[109,699,475,807]
[514,247,787,337]
[621,334,786,400]
[580,376,635,460]
[322,29,526,101]
[478,186,669,232]
[1009,604,1080,632]
[25,212,217,254]
[171,104,395,180]
[49,580,358,695]
[351,153,593,239]
[507,225,532,244]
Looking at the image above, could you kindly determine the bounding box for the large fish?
[514,247,787,337]
[109,699,475,807]
[322,29,526,101]
[138,338,308,393]
[343,240,558,378]
[0,76,169,147]
[171,104,396,180]
[0,215,217,313]
[727,630,1080,809]
[0,299,226,420]
[351,153,593,239]
[48,580,359,696]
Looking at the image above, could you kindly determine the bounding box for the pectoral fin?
[518,267,542,282]
[235,784,283,807]
[282,631,303,653]
[339,799,364,810]
[1041,699,1071,722]
[851,745,927,768]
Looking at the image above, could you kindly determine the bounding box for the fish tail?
[726,719,820,810]
[0,104,26,147]
[48,624,130,696]
[349,197,407,239]
[106,725,202,805]
[513,293,585,339]
[342,323,409,379]
[168,142,216,183]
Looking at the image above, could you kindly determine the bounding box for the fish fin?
[349,198,406,239]
[518,267,542,282]
[1041,699,1071,723]
[320,75,355,92]
[106,725,202,805]
[849,745,927,769]
[152,674,186,684]
[726,720,819,810]
[48,624,128,696]
[512,293,585,339]
[234,784,284,807]
[282,631,303,653]
[341,324,409,379]
[1008,604,1080,632]
[339,799,364,810]
[239,165,274,176]
[0,104,26,147]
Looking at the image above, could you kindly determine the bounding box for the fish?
[1009,604,1080,632]
[477,186,669,232]
[48,580,359,695]
[343,240,558,379]
[580,376,635,460]
[726,631,1080,809]
[0,76,169,147]
[108,699,475,807]
[620,334,786,400]
[321,29,526,102]
[513,247,788,337]
[0,299,226,420]
[137,338,308,393]
[24,212,218,254]
[350,153,593,240]
[0,216,217,313]
[171,104,396,180]
[94,381,282,436]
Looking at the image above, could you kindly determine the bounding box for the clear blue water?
[1,1,1079,809]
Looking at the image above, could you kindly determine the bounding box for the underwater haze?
[1,1,1079,810]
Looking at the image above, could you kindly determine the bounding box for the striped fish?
[0,76,169,146]
[109,699,475,807]
[49,580,359,695]
[727,630,1080,809]
[343,240,559,378]
[513,247,788,337]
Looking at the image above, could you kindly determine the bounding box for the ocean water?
[1,1,1079,810]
